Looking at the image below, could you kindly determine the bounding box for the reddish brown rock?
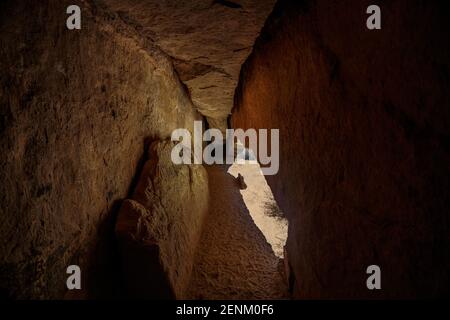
[233,0,450,298]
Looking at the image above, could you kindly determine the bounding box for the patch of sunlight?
[227,144,288,258]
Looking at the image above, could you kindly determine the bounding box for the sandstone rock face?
[233,0,450,298]
[186,165,288,299]
[0,0,203,299]
[116,141,208,299]
[103,0,276,132]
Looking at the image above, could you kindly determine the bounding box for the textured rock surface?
[233,0,450,298]
[116,141,208,299]
[103,0,276,132]
[0,0,203,299]
[187,165,288,300]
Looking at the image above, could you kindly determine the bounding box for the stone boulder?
[116,140,209,299]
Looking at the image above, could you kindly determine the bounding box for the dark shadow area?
[213,0,243,9]
[81,137,157,299]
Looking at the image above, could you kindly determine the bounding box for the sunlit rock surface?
[103,0,276,132]
[0,0,203,299]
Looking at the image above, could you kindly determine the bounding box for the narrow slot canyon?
[1,0,449,301]
[187,164,288,300]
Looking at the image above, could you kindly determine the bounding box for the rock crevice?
[103,0,277,132]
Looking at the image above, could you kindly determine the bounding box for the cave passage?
[228,147,288,259]
[186,159,289,299]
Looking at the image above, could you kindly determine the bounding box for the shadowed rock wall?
[116,140,208,299]
[233,0,450,298]
[0,0,203,299]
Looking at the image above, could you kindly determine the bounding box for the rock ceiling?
[104,0,276,131]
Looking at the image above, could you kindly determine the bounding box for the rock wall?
[233,0,450,298]
[103,0,276,133]
[116,140,208,299]
[0,0,204,299]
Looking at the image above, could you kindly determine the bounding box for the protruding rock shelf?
[116,141,208,299]
[104,0,276,132]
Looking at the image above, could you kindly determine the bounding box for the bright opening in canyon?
[228,147,288,258]
[185,144,289,299]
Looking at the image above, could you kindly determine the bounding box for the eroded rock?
[103,0,276,132]
[233,0,450,298]
[116,140,209,299]
[0,0,203,299]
